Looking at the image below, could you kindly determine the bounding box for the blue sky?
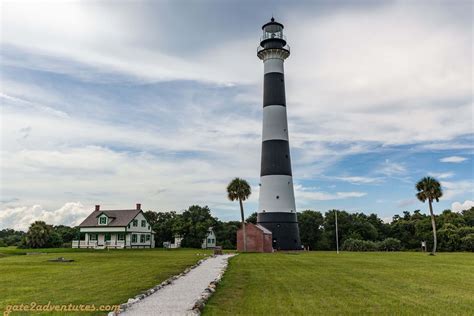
[1,0,472,230]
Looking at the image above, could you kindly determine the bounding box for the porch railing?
[72,240,128,249]
[72,240,97,248]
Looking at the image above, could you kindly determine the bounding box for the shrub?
[0,239,6,247]
[22,221,63,248]
[378,238,402,251]
[342,238,378,251]
[342,238,402,251]
[438,225,461,252]
[458,226,474,238]
[48,232,63,248]
[460,234,474,252]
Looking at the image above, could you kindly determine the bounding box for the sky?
[0,0,473,231]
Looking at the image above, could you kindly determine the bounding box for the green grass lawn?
[204,252,474,315]
[0,247,210,315]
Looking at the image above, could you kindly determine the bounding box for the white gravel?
[121,254,234,316]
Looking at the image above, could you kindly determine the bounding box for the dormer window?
[99,216,107,225]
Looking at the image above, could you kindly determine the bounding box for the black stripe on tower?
[263,72,286,107]
[257,212,301,250]
[261,139,292,176]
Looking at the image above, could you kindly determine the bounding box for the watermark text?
[3,302,120,315]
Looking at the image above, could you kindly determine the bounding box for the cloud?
[0,202,90,231]
[294,185,367,201]
[451,200,474,213]
[428,172,454,179]
[381,217,393,224]
[333,176,383,185]
[377,159,406,176]
[440,156,468,163]
[396,198,418,208]
[441,181,474,200]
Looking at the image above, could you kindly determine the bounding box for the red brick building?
[237,223,273,253]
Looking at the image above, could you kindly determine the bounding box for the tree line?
[2,205,473,251]
[296,208,473,252]
[0,224,79,248]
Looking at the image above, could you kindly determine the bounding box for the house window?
[208,238,212,244]
[128,223,131,228]
[89,234,97,241]
[105,233,111,241]
[140,235,145,243]
[148,225,150,230]
[133,219,138,227]
[99,216,107,225]
[146,235,150,241]
[141,220,146,227]
[132,234,137,243]
[118,233,125,241]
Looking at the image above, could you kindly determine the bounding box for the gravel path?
[121,254,234,316]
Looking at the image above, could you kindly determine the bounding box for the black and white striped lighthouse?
[256,18,301,250]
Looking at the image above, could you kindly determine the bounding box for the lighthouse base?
[257,212,301,250]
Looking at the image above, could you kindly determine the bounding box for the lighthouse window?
[285,154,288,158]
[276,196,279,199]
[277,224,281,228]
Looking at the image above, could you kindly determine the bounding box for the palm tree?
[25,221,53,248]
[416,176,443,255]
[227,178,251,252]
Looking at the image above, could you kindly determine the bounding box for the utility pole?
[335,210,339,254]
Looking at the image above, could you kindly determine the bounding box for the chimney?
[95,205,100,211]
[136,203,141,210]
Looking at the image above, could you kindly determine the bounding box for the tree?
[175,205,217,248]
[23,221,55,248]
[416,176,443,255]
[149,211,182,247]
[246,212,258,224]
[227,178,251,252]
[0,229,25,246]
[214,220,241,249]
[461,207,474,227]
[298,210,324,250]
[438,223,461,252]
[144,211,159,227]
[53,225,79,243]
[460,234,474,252]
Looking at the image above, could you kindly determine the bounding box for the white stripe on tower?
[262,105,288,141]
[264,58,284,74]
[258,175,296,213]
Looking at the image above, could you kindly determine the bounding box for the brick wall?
[237,223,273,253]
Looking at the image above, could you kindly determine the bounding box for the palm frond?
[415,176,443,203]
[226,177,252,201]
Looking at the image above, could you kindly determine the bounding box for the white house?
[169,235,183,249]
[72,204,155,249]
[201,227,216,249]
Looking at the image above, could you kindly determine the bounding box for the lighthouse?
[256,18,301,250]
